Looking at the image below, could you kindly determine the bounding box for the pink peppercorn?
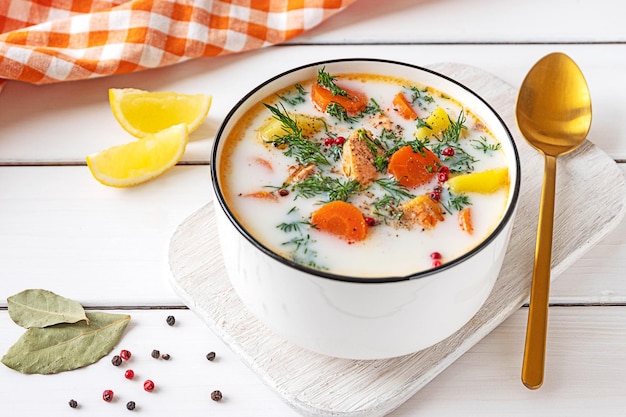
[143,380,155,392]
[102,390,114,402]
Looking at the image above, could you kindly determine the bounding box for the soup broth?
[219,69,510,277]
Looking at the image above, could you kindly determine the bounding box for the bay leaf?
[1,312,130,374]
[8,289,88,328]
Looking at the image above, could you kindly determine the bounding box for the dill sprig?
[441,110,467,143]
[372,194,404,223]
[471,136,502,153]
[293,173,361,202]
[375,178,415,201]
[317,67,349,97]
[263,103,329,166]
[426,111,477,173]
[276,83,307,106]
[443,192,471,214]
[277,220,311,233]
[327,102,359,123]
[409,86,435,107]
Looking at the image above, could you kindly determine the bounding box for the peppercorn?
[442,147,455,157]
[166,315,175,326]
[111,355,122,366]
[151,349,160,359]
[102,389,114,402]
[210,390,223,402]
[68,399,78,409]
[161,353,171,360]
[206,351,216,361]
[126,401,136,411]
[120,349,132,361]
[277,188,289,197]
[125,369,135,379]
[143,380,155,392]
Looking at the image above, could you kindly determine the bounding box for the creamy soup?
[219,69,510,277]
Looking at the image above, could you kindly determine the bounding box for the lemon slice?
[86,124,188,187]
[109,88,211,137]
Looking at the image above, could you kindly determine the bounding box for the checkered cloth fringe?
[0,0,357,91]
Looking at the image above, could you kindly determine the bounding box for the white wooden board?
[168,63,626,417]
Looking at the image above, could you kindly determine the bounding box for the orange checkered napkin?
[0,0,358,92]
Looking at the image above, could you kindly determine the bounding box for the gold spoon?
[516,52,592,390]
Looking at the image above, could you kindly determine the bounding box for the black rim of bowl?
[211,58,521,284]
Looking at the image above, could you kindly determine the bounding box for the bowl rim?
[211,57,521,284]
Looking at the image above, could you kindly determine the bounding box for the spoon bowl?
[516,52,592,389]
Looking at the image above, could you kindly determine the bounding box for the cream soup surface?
[220,71,510,277]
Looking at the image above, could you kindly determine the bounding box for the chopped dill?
[277,220,311,233]
[443,193,471,214]
[375,178,415,201]
[262,103,329,166]
[293,173,361,202]
[326,102,359,123]
[441,110,467,143]
[471,136,502,153]
[372,194,404,223]
[276,83,307,106]
[409,86,435,107]
[362,98,384,116]
[317,67,349,97]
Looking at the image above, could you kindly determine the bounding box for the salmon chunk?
[400,194,445,230]
[341,128,381,186]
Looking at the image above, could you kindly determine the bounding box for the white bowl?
[211,58,520,359]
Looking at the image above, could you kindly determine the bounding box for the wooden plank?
[0,165,211,307]
[1,307,624,416]
[1,44,625,163]
[296,0,626,44]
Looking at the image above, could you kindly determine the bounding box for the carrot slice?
[392,92,418,120]
[311,83,368,115]
[458,207,474,234]
[310,200,368,242]
[387,145,441,188]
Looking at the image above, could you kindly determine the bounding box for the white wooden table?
[1,0,625,415]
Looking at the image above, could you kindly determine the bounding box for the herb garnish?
[317,67,349,97]
[293,173,361,202]
[426,111,477,173]
[443,192,471,214]
[375,178,415,200]
[409,86,435,108]
[471,136,502,153]
[276,83,307,106]
[327,102,359,123]
[263,103,330,166]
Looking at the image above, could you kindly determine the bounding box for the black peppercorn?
[126,401,136,411]
[161,353,171,360]
[68,399,78,408]
[206,351,216,361]
[210,390,222,402]
[166,315,175,326]
[151,349,160,359]
[111,355,122,366]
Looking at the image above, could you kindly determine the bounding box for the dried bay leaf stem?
[1,312,130,374]
[8,289,88,328]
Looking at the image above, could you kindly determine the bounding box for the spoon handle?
[522,153,557,390]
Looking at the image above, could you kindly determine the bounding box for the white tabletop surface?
[1,0,626,415]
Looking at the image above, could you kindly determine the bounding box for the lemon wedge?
[109,88,211,137]
[86,124,188,187]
